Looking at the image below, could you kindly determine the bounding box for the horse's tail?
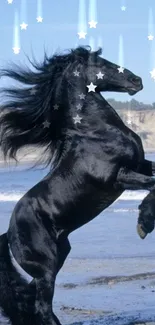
[0,233,36,325]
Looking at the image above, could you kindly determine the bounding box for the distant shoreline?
[0,148,154,168]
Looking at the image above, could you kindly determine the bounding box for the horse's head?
[87,53,143,96]
[64,47,143,96]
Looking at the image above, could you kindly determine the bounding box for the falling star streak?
[88,0,97,22]
[37,0,43,22]
[88,0,98,28]
[148,7,154,39]
[89,36,95,51]
[77,0,87,39]
[12,10,20,54]
[149,8,155,78]
[20,0,28,30]
[150,42,155,78]
[97,36,103,56]
[118,34,124,68]
[120,0,126,10]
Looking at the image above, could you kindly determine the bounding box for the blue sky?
[0,0,155,104]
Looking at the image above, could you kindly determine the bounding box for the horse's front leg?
[137,190,155,239]
[114,167,155,239]
[137,159,155,176]
[147,159,155,175]
[115,167,155,191]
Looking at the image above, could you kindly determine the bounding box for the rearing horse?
[0,46,155,325]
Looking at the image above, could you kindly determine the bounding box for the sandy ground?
[53,258,155,325]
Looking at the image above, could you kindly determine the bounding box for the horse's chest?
[126,132,143,161]
[113,129,143,164]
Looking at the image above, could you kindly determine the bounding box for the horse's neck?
[87,92,122,120]
[94,93,120,115]
[67,85,122,123]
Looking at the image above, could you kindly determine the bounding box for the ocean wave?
[0,190,149,202]
[0,193,22,202]
[119,191,148,201]
[112,208,138,213]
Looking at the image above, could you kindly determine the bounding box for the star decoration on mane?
[12,47,20,54]
[7,0,13,3]
[96,71,104,79]
[121,6,126,11]
[73,114,82,124]
[73,70,80,77]
[78,31,87,39]
[87,82,97,92]
[88,20,98,28]
[43,120,50,128]
[79,93,86,100]
[20,22,28,30]
[117,66,124,73]
[76,104,82,111]
[53,104,59,110]
[30,88,37,95]
[148,34,154,41]
[150,68,155,79]
[36,16,43,23]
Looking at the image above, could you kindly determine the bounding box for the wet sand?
[54,258,155,325]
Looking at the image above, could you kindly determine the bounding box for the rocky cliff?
[118,109,155,152]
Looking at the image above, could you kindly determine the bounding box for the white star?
[87,82,97,92]
[96,71,104,79]
[148,34,154,41]
[117,66,124,73]
[43,120,50,128]
[7,0,13,3]
[127,119,132,125]
[78,31,87,39]
[73,114,82,124]
[121,6,126,11]
[30,88,36,95]
[150,68,155,79]
[53,104,59,110]
[79,93,86,100]
[12,47,20,54]
[20,22,28,30]
[76,104,82,111]
[88,20,98,28]
[36,16,43,23]
[73,70,80,77]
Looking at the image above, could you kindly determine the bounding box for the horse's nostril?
[130,76,141,85]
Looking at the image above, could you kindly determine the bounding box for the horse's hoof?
[137,224,147,239]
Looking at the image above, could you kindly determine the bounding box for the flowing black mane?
[0,46,102,168]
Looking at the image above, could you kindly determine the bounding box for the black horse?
[0,46,155,325]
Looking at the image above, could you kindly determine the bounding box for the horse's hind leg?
[57,234,71,273]
[35,273,57,325]
[30,235,71,325]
